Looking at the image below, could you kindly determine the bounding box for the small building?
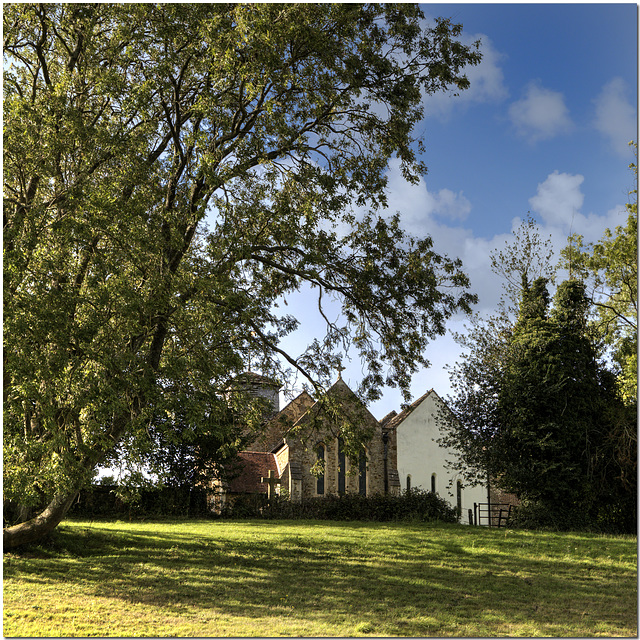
[389,389,489,523]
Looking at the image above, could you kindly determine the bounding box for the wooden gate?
[473,502,513,527]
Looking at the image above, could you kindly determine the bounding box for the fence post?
[473,502,477,526]
[468,508,473,526]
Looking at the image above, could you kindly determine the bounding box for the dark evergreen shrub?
[219,488,458,523]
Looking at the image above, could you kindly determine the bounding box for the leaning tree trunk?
[3,491,79,550]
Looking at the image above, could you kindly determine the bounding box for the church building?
[215,373,489,523]
[386,389,489,523]
[214,375,401,509]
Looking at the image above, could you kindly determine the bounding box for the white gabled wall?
[395,392,487,524]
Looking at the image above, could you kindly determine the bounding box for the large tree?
[439,217,556,489]
[3,4,480,547]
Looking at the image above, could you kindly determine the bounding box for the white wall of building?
[396,391,487,524]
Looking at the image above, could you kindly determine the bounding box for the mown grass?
[3,519,637,637]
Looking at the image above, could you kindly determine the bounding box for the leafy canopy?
[562,143,638,403]
[3,3,480,545]
[441,215,636,531]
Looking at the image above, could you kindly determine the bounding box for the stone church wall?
[283,424,399,499]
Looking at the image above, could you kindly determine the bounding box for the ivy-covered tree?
[446,276,635,531]
[497,281,597,508]
[3,4,481,547]
[439,217,556,490]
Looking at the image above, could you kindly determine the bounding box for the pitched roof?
[384,389,437,430]
[250,391,315,452]
[287,378,380,435]
[226,451,280,494]
[259,378,379,448]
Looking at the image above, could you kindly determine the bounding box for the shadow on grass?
[4,520,637,636]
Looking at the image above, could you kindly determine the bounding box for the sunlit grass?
[3,519,637,637]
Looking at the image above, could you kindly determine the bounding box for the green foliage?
[496,279,635,530]
[67,484,211,519]
[439,217,557,490]
[219,488,459,523]
[562,142,638,403]
[129,397,245,491]
[490,213,557,315]
[3,4,481,545]
[443,211,636,533]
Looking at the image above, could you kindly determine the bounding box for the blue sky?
[280,2,638,419]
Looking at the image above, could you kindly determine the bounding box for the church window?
[316,444,325,495]
[338,437,346,494]
[431,473,436,493]
[456,480,463,517]
[406,475,412,492]
[358,447,367,496]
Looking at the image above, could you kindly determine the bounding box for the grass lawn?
[3,519,637,637]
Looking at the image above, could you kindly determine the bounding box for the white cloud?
[461,35,509,104]
[593,78,637,157]
[528,171,585,227]
[528,171,626,243]
[508,82,573,142]
[385,159,472,233]
[423,33,508,119]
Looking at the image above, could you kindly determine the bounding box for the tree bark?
[3,491,78,550]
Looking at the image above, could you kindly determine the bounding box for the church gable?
[278,379,398,500]
[384,389,436,431]
[249,391,315,453]
[393,388,488,518]
[289,379,379,443]
[218,377,400,505]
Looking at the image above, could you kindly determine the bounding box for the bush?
[219,488,458,523]
[68,485,212,519]
[509,498,637,535]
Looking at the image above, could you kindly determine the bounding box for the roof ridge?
[385,389,436,429]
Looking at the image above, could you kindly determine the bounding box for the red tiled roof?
[226,451,280,494]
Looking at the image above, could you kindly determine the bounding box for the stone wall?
[282,422,399,499]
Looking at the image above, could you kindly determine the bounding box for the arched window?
[337,437,346,494]
[431,473,436,494]
[358,447,367,496]
[406,475,412,493]
[456,480,462,517]
[316,444,325,495]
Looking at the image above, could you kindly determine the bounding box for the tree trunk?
[3,491,78,550]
